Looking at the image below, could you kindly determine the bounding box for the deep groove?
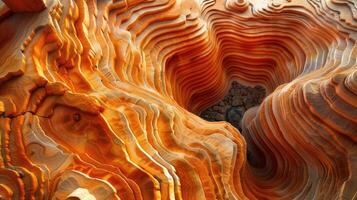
[199,81,266,132]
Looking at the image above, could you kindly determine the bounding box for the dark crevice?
[0,110,50,119]
[199,81,266,132]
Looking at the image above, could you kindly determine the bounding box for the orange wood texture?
[0,0,356,199]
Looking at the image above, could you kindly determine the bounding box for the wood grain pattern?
[0,0,356,199]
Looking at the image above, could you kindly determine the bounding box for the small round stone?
[200,80,266,132]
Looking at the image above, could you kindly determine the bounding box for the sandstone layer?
[0,0,356,199]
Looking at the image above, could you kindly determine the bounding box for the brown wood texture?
[0,0,356,199]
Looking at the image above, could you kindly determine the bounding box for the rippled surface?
[0,0,356,199]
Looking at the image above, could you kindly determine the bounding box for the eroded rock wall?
[0,0,356,199]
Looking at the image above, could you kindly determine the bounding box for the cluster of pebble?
[200,81,266,131]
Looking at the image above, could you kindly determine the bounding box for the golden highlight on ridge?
[0,0,356,199]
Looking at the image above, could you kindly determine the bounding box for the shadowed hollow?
[200,81,266,131]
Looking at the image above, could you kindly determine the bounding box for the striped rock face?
[0,0,356,199]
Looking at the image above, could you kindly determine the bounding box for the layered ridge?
[0,0,356,199]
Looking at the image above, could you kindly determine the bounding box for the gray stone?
[226,107,244,123]
[232,96,243,106]
[200,80,266,131]
[216,113,225,121]
[213,106,221,111]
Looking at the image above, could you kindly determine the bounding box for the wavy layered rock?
[0,0,356,199]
